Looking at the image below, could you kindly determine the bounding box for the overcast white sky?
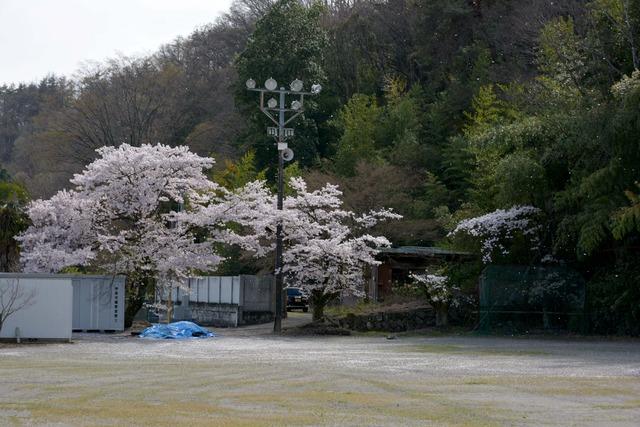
[0,0,234,85]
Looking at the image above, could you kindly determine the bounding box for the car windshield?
[287,288,302,296]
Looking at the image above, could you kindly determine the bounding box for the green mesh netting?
[478,265,587,334]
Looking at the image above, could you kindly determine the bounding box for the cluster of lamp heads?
[246,77,322,95]
[264,98,302,110]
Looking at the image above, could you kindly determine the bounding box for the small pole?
[166,286,173,323]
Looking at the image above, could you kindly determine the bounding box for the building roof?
[378,246,472,258]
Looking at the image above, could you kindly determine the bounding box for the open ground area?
[1,315,639,426]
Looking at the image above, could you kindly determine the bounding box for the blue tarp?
[139,321,216,339]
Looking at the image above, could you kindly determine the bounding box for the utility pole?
[246,77,321,333]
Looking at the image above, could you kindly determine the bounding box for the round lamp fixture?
[245,78,256,89]
[267,98,278,109]
[265,78,278,91]
[290,79,303,92]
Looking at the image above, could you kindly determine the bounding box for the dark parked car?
[286,287,309,312]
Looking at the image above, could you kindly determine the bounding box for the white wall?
[0,276,73,340]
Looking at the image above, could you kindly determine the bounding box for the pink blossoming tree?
[18,144,255,325]
[207,178,400,320]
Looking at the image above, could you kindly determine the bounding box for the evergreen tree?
[235,0,329,171]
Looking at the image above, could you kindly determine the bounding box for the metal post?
[274,88,286,333]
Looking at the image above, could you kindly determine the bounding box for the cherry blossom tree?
[280,178,400,320]
[409,273,460,327]
[18,144,249,325]
[203,177,400,321]
[449,205,542,263]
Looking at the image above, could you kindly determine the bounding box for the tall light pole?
[246,77,321,333]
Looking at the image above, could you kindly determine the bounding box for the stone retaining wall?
[239,310,274,325]
[333,307,435,332]
[189,302,239,327]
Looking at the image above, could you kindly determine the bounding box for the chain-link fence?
[478,265,587,334]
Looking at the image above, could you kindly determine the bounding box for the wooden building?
[369,246,472,301]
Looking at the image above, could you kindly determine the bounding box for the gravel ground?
[1,316,639,426]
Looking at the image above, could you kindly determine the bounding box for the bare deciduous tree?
[0,279,36,335]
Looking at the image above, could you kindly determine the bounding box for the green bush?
[587,259,640,335]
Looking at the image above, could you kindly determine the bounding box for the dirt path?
[220,311,313,336]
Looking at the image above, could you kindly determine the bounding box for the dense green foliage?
[0,170,29,271]
[1,0,639,333]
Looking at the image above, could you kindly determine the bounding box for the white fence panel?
[167,275,273,326]
[209,277,221,303]
[168,276,258,306]
[195,278,208,303]
[170,279,190,302]
[232,276,240,304]
[220,277,233,303]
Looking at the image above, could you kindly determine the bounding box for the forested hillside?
[1,0,639,333]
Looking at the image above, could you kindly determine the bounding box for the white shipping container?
[0,275,73,341]
[72,276,125,332]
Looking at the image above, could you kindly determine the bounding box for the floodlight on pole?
[265,77,278,91]
[290,79,303,92]
[247,76,320,334]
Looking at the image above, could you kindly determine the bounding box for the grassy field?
[1,329,639,426]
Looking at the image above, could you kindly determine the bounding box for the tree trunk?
[166,296,174,324]
[435,304,449,327]
[622,0,639,70]
[310,289,326,321]
[0,242,20,272]
[0,244,9,272]
[543,308,551,330]
[124,276,152,328]
[310,289,339,322]
[312,299,325,321]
